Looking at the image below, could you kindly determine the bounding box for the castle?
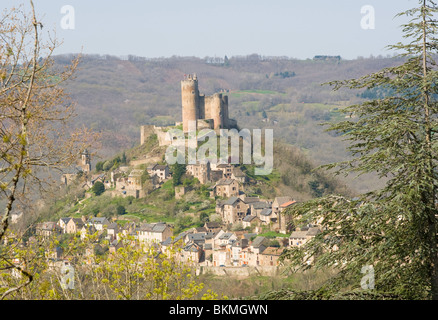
[181,74,235,133]
[141,75,236,146]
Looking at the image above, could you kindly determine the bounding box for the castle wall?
[222,95,229,129]
[198,94,205,120]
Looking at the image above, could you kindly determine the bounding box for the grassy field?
[198,269,337,299]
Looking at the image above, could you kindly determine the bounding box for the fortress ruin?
[181,74,235,133]
[141,74,236,146]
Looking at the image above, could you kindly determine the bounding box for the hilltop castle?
[141,75,236,146]
[181,74,235,133]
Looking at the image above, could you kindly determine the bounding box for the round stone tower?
[181,74,199,133]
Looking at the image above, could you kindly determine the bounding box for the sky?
[3,0,419,60]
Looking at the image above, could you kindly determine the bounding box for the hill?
[58,54,399,193]
[34,128,349,236]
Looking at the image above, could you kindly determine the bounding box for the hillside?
[34,129,349,236]
[58,54,400,193]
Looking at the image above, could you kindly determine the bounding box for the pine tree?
[279,0,438,300]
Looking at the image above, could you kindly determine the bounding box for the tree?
[279,0,438,300]
[1,232,226,300]
[199,212,209,224]
[116,205,126,216]
[121,152,127,164]
[171,163,186,187]
[95,161,104,172]
[102,160,113,171]
[0,1,93,298]
[91,181,105,196]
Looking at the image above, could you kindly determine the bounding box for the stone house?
[128,169,144,187]
[110,169,145,199]
[204,221,222,233]
[147,164,170,182]
[187,232,207,246]
[272,196,297,232]
[202,243,214,266]
[231,166,247,183]
[36,222,63,238]
[247,236,270,267]
[259,247,283,266]
[210,169,225,183]
[272,196,293,215]
[250,236,269,254]
[210,179,239,198]
[216,232,237,249]
[289,227,321,247]
[231,238,249,266]
[212,246,231,267]
[217,196,250,225]
[186,161,211,184]
[242,215,262,232]
[58,218,71,233]
[137,223,173,245]
[107,222,119,242]
[66,218,85,234]
[278,200,297,233]
[259,208,274,225]
[250,200,272,217]
[216,164,233,179]
[86,173,106,190]
[180,242,204,265]
[87,217,110,231]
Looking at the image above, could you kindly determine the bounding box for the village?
[32,75,323,274]
[52,149,323,272]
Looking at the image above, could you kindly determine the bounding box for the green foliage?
[116,205,126,216]
[308,180,324,198]
[280,1,438,300]
[102,161,112,171]
[0,232,226,300]
[199,212,209,224]
[268,240,280,248]
[95,161,104,172]
[171,163,186,187]
[91,181,105,196]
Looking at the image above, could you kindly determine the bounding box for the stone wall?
[196,265,283,277]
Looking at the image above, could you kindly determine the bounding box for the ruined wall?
[140,125,155,145]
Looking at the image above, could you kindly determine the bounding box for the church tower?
[80,149,91,173]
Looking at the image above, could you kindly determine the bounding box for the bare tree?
[0,1,94,297]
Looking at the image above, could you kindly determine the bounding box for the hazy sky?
[4,0,419,60]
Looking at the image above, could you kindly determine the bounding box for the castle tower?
[181,74,199,133]
[222,95,229,129]
[210,93,223,130]
[81,149,91,173]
